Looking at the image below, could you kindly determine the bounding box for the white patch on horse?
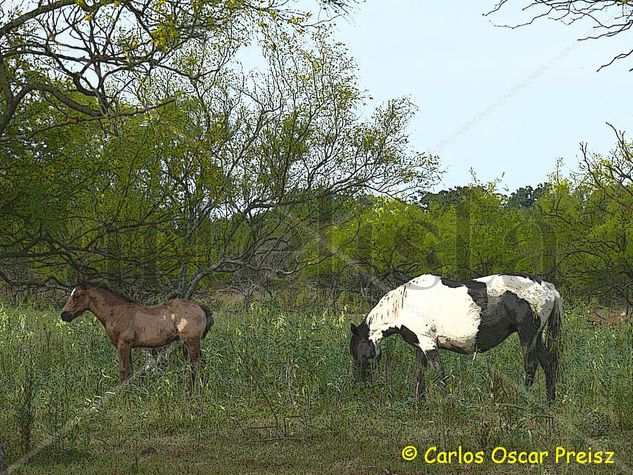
[176,318,188,333]
[366,274,482,353]
[70,287,76,297]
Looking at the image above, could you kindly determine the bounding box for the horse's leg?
[518,329,538,389]
[424,349,447,389]
[126,349,133,379]
[184,339,201,389]
[535,336,555,401]
[415,348,428,400]
[117,341,132,382]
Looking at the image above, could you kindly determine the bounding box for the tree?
[317,195,440,304]
[487,0,633,69]
[0,28,440,299]
[0,0,353,143]
[576,127,633,307]
[530,130,633,308]
[506,183,548,208]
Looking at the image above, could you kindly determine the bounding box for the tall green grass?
[0,301,631,473]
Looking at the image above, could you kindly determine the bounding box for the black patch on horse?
[439,277,463,289]
[352,320,370,338]
[382,326,400,339]
[440,277,488,311]
[475,291,534,352]
[400,325,420,345]
[504,272,542,284]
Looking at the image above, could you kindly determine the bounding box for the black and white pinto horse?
[350,273,562,401]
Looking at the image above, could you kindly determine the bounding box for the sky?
[331,1,633,192]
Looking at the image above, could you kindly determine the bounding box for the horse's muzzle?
[61,311,73,322]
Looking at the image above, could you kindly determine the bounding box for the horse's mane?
[80,282,139,304]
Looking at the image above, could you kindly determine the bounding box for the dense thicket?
[3,124,633,308]
[1,2,631,308]
[0,22,440,300]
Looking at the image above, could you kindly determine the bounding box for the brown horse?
[61,284,214,386]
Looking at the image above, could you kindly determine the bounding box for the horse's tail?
[544,293,563,379]
[201,305,214,339]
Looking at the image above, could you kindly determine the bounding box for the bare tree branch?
[487,0,633,69]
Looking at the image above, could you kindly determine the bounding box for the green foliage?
[0,28,440,298]
[0,0,354,140]
[2,5,632,307]
[534,153,633,304]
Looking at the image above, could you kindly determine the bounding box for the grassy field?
[0,300,631,474]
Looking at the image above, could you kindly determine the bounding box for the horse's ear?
[350,322,358,335]
[73,277,86,290]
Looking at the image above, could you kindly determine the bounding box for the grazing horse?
[61,284,214,386]
[350,274,562,401]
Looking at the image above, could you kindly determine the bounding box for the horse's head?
[61,284,90,322]
[350,321,379,382]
